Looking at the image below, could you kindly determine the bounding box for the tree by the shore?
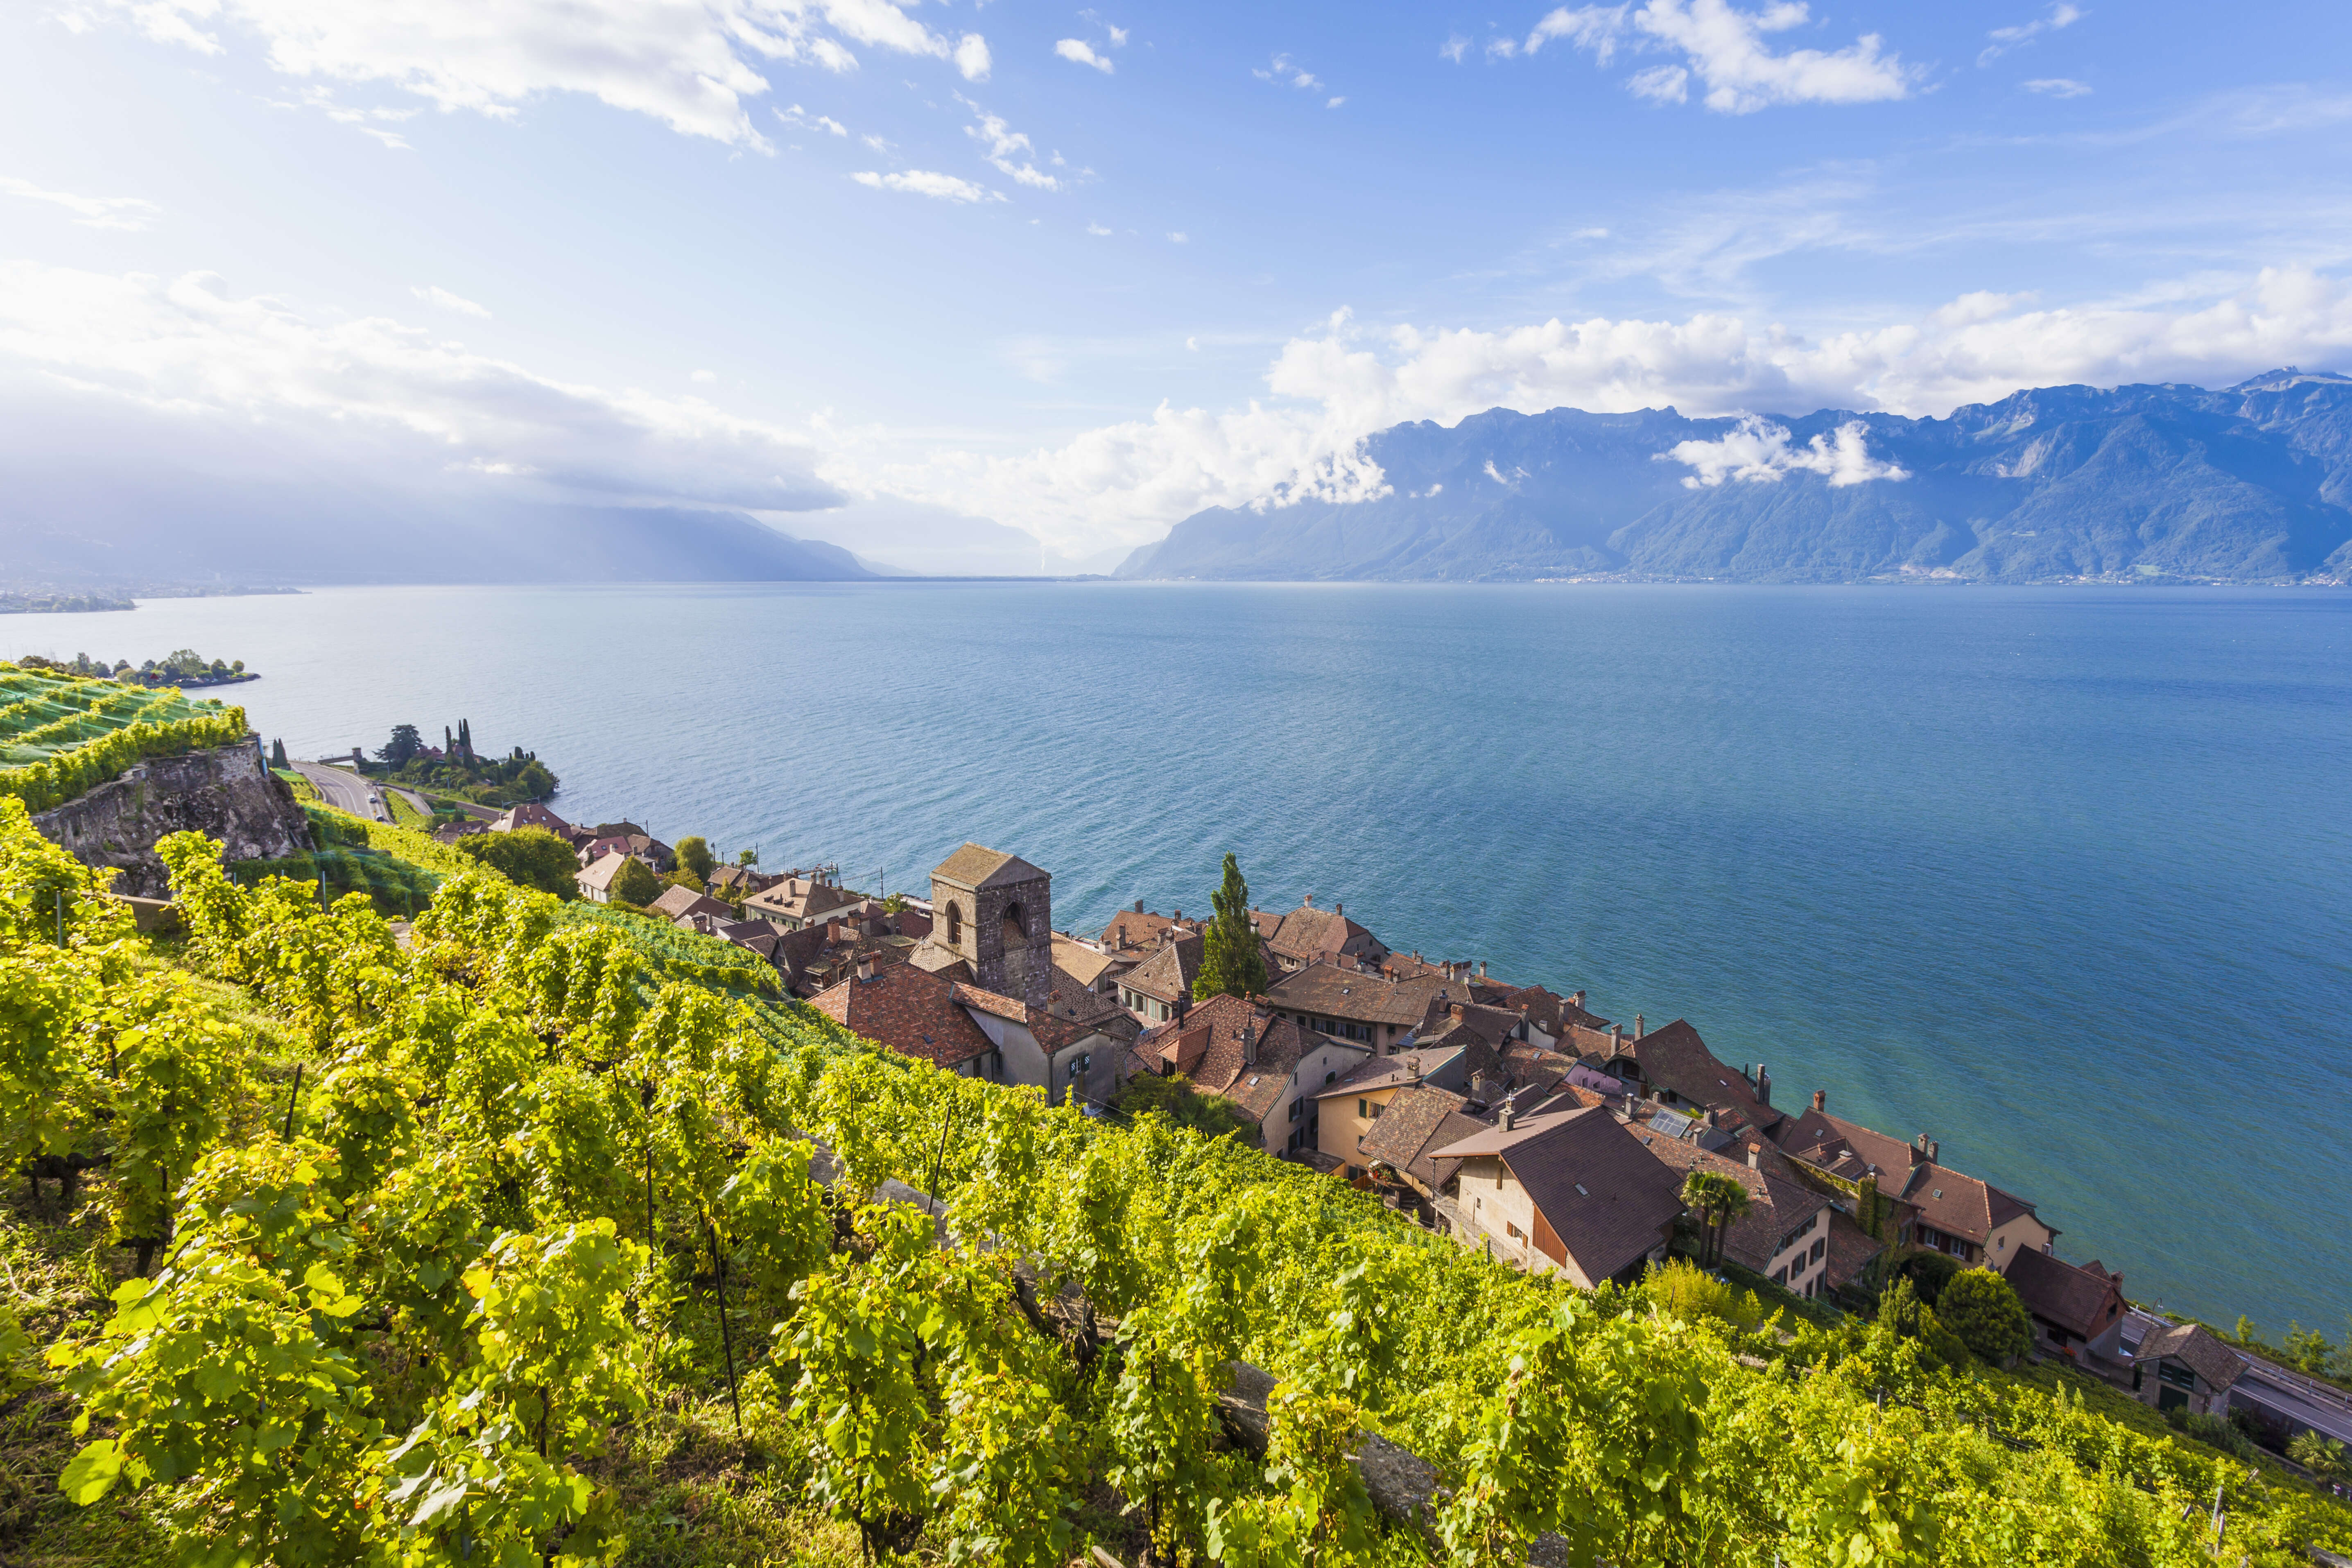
[1192,852,1267,1000]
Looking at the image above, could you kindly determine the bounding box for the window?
[946,902,963,947]
[1506,1222,1524,1241]
[1357,1098,1368,1118]
[1288,1100,1301,1121]
[1002,901,1025,945]
[1369,1102,1384,1120]
[1771,1266,1787,1285]
[1809,1238,1825,1263]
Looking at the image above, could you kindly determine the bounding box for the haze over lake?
[17,581,2347,1331]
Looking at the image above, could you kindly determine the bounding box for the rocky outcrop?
[34,742,312,897]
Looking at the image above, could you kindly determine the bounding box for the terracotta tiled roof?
[1431,1108,1687,1283]
[932,842,1049,890]
[810,963,995,1068]
[1359,1084,1493,1188]
[1310,1046,1470,1100]
[491,802,572,835]
[744,876,862,924]
[2005,1248,2124,1339]
[2134,1323,2243,1391]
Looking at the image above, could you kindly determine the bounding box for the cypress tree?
[1193,852,1269,1000]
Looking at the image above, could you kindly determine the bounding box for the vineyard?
[0,661,249,812]
[0,796,2347,1567]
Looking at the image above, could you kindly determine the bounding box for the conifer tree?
[1193,853,1268,1000]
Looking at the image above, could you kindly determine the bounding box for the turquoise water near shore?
[11,582,2348,1333]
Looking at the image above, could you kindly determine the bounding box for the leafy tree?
[1936,1267,2032,1365]
[457,826,580,900]
[2289,1429,2347,1482]
[512,758,556,799]
[2233,1313,2261,1345]
[1900,1249,1963,1307]
[1192,852,1268,1000]
[673,835,716,883]
[736,847,758,866]
[1113,1071,1245,1138]
[611,856,661,907]
[375,723,423,768]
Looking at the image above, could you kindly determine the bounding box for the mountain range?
[1115,370,2352,584]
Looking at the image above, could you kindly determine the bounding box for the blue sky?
[4,0,2350,570]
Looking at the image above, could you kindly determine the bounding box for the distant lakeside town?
[365,777,2352,1475]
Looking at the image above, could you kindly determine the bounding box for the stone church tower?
[926,842,1054,1007]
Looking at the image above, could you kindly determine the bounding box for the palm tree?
[1709,1177,1752,1268]
[1679,1171,1718,1261]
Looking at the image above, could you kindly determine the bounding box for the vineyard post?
[282,1063,303,1140]
[706,1212,743,1438]
[640,1079,656,1248]
[56,886,65,946]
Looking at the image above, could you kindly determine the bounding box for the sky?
[5,0,2352,573]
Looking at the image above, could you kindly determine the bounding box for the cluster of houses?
[448,808,2331,1441]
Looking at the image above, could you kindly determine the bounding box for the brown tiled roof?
[1603,1020,1782,1134]
[1170,993,1314,1124]
[1630,1135,1829,1276]
[810,963,995,1068]
[491,802,572,835]
[1102,907,1189,952]
[651,885,732,923]
[891,907,934,940]
[1492,983,1612,1036]
[577,851,631,892]
[1267,903,1388,966]
[1310,1046,1470,1101]
[1768,1105,2042,1250]
[1051,933,1121,988]
[1358,1084,1491,1188]
[1122,930,1201,1002]
[932,842,1049,890]
[1264,964,1446,1027]
[744,876,862,923]
[1820,1210,1886,1289]
[1415,997,1525,1047]
[706,864,778,896]
[2005,1249,2124,1339]
[2135,1323,2243,1391]
[1433,1109,1687,1283]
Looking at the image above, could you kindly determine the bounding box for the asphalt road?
[292,760,391,823]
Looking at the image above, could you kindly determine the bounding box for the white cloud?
[1440,33,1470,62]
[81,0,993,147]
[691,368,717,383]
[861,132,894,152]
[0,176,161,231]
[1087,222,1113,236]
[1980,2,2083,66]
[0,260,835,511]
[777,103,848,135]
[411,284,491,317]
[1662,416,1907,487]
[1254,54,1322,91]
[2023,77,2091,98]
[851,169,997,201]
[855,266,2352,556]
[1524,0,1916,113]
[1055,38,1114,72]
[1107,24,1129,47]
[1326,95,1346,109]
[960,98,1062,189]
[1168,231,1187,243]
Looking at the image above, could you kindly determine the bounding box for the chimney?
[1755,1062,1771,1105]
[1499,1105,1516,1132]
[857,954,874,982]
[1134,898,1144,913]
[1406,1054,1422,1083]
[1335,900,1343,916]
[1925,1139,1939,1163]
[1478,959,1488,978]
[1747,1144,1761,1170]
[1811,1089,1826,1113]
[1450,1002,1465,1020]
[827,919,844,944]
[1242,1020,1258,1067]
[1635,1013,1644,1039]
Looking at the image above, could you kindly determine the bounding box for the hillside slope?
[1117,370,2352,583]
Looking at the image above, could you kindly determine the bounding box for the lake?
[10,581,2348,1333]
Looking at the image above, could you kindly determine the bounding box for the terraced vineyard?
[0,661,249,811]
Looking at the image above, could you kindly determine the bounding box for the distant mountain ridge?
[1115,370,2352,584]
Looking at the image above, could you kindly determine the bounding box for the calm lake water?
[11,582,2349,1333]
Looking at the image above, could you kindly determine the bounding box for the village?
[446,803,2350,1465]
